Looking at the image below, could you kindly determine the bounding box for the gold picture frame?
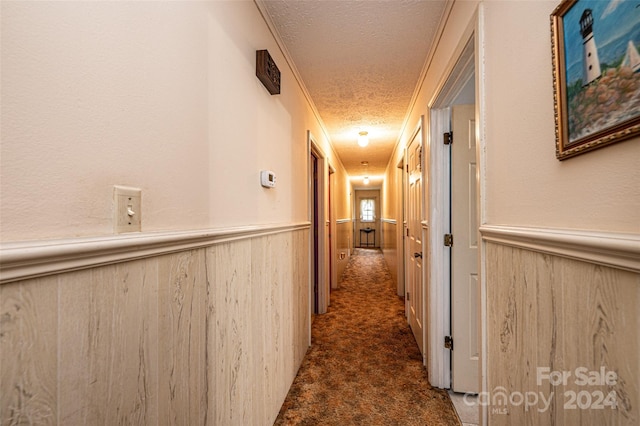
[550,0,640,160]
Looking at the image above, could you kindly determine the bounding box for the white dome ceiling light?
[358,131,369,147]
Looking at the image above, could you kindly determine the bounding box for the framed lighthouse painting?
[551,0,640,160]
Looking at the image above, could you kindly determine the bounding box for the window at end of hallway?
[360,199,375,222]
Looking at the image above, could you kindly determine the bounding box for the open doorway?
[310,150,320,315]
[428,35,480,394]
[308,132,329,316]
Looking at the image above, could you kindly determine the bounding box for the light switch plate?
[114,185,141,233]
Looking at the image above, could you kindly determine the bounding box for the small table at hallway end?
[359,227,376,247]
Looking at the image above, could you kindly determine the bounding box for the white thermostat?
[260,170,276,188]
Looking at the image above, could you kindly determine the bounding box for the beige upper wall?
[482,0,639,233]
[333,168,352,221]
[382,154,405,221]
[382,162,398,220]
[0,1,347,242]
[384,0,639,234]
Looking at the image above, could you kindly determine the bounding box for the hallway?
[275,249,459,425]
[2,2,639,425]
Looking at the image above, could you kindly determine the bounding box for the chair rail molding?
[0,222,311,284]
[480,225,640,273]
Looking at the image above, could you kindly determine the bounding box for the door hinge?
[406,164,409,173]
[406,292,410,301]
[444,132,453,145]
[406,228,409,237]
[444,233,453,247]
[444,335,453,350]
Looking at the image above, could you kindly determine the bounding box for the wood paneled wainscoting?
[0,224,310,425]
[482,226,639,425]
[381,219,398,290]
[335,219,352,283]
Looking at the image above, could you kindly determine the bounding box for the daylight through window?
[360,199,375,222]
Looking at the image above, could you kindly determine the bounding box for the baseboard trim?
[0,222,311,284]
[480,225,640,273]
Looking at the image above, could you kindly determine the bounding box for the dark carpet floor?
[275,248,460,425]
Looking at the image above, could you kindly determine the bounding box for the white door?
[407,130,424,354]
[451,104,479,393]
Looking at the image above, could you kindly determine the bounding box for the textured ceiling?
[259,0,447,187]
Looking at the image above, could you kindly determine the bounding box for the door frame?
[396,157,406,298]
[428,104,452,389]
[429,39,474,388]
[426,9,486,399]
[328,164,337,290]
[308,131,330,317]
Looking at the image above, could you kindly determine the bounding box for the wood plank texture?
[250,234,271,425]
[336,220,352,283]
[487,242,639,425]
[1,277,58,425]
[293,229,310,373]
[58,259,159,425]
[208,239,253,425]
[158,250,207,425]
[381,221,398,288]
[0,229,310,426]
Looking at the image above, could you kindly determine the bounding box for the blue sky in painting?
[564,0,640,85]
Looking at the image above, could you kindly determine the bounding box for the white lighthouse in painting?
[580,8,601,86]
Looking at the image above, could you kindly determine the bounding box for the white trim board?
[0,222,311,284]
[480,225,640,273]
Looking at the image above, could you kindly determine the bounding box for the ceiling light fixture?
[358,131,369,147]
[363,176,369,185]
